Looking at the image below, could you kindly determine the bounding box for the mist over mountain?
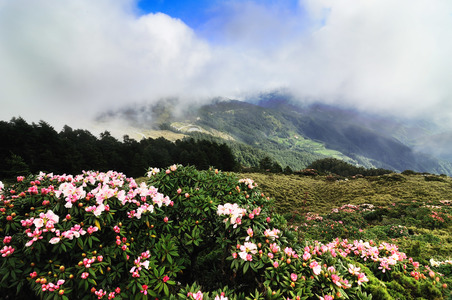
[99,94,452,176]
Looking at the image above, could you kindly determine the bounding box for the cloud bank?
[1,0,451,130]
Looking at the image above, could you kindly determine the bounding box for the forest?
[0,117,238,179]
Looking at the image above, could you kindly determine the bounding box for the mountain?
[412,131,452,162]
[102,97,452,175]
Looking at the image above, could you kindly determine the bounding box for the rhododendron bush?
[0,166,449,299]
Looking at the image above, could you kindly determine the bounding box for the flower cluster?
[0,169,180,298]
[0,245,14,257]
[217,203,247,227]
[130,251,151,278]
[238,242,258,261]
[430,257,452,267]
[146,167,160,177]
[238,178,257,189]
[37,278,65,293]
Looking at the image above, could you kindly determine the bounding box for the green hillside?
[161,99,452,175]
[242,171,452,263]
[242,172,452,214]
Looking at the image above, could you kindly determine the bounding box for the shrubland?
[0,166,451,299]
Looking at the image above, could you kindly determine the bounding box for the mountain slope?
[184,99,452,174]
[105,97,452,175]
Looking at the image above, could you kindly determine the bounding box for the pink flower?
[163,275,170,283]
[192,291,203,300]
[34,210,60,229]
[291,273,298,281]
[214,293,228,300]
[95,289,106,299]
[247,228,253,237]
[57,279,65,286]
[284,247,296,257]
[331,274,342,287]
[49,237,61,244]
[87,226,98,235]
[310,261,321,275]
[273,261,279,268]
[141,284,148,295]
[81,272,89,279]
[357,273,369,285]
[3,236,12,244]
[1,246,14,257]
[348,264,360,275]
[164,216,169,223]
[177,188,182,194]
[269,243,280,253]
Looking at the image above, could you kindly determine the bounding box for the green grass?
[242,172,452,213]
[241,172,452,271]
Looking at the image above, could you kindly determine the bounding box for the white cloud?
[0,0,212,129]
[0,0,451,131]
[295,0,452,118]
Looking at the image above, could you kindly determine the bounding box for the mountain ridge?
[101,97,452,175]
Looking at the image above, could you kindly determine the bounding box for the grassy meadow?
[242,172,452,272]
[242,172,452,213]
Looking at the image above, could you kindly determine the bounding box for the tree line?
[306,157,392,177]
[0,117,238,179]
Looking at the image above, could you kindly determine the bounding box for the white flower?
[49,237,61,244]
[147,168,160,177]
[141,260,150,269]
[33,218,44,228]
[93,203,105,217]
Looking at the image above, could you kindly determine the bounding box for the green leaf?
[88,268,96,278]
[10,271,16,281]
[243,262,249,274]
[163,283,169,296]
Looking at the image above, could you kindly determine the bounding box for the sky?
[1,0,452,132]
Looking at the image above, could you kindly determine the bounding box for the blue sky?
[0,0,451,131]
[137,0,302,29]
[136,0,309,45]
[137,0,217,29]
